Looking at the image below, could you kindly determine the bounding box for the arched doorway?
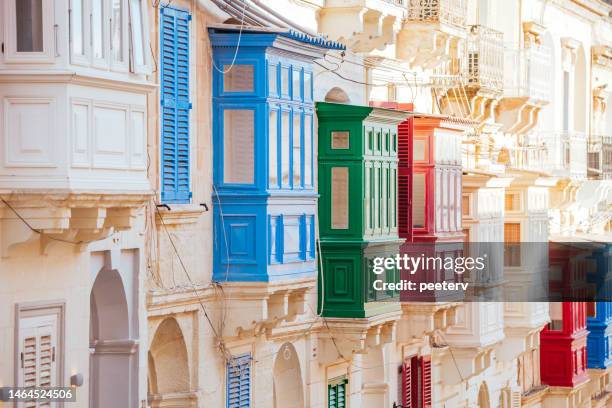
[89,268,136,407]
[273,343,304,408]
[324,87,350,103]
[148,317,192,407]
[478,382,491,408]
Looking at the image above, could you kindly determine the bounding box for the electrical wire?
[210,0,248,75]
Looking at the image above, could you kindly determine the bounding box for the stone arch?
[574,44,587,133]
[478,382,491,408]
[325,87,350,103]
[148,317,191,395]
[90,268,135,407]
[273,343,304,408]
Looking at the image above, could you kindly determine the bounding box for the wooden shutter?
[400,360,412,407]
[328,377,347,408]
[227,354,251,408]
[421,356,432,408]
[18,315,58,408]
[160,7,192,203]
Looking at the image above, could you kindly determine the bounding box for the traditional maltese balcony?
[541,131,588,180]
[511,133,549,173]
[318,0,406,53]
[435,25,503,124]
[496,45,552,135]
[588,135,612,180]
[396,0,467,68]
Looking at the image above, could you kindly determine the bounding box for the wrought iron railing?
[406,0,467,28]
[465,25,504,92]
[503,45,552,101]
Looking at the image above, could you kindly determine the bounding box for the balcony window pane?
[16,0,43,52]
[130,0,145,66]
[414,139,426,161]
[281,111,290,186]
[331,167,349,229]
[293,68,301,100]
[281,67,289,96]
[111,0,123,61]
[293,111,301,187]
[92,0,104,59]
[269,64,277,95]
[72,0,85,55]
[549,302,563,330]
[304,115,312,186]
[413,173,425,228]
[269,110,278,187]
[331,132,350,149]
[304,72,312,100]
[224,65,254,92]
[224,110,254,184]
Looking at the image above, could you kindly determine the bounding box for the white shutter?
[18,315,58,408]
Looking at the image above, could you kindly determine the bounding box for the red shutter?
[397,117,413,240]
[421,356,432,408]
[401,359,412,407]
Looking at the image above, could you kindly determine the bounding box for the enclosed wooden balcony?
[397,0,467,68]
[497,45,552,134]
[541,131,588,179]
[587,135,612,180]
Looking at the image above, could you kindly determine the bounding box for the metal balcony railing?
[406,0,467,28]
[503,45,552,102]
[465,25,504,92]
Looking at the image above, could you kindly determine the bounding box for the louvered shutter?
[160,7,192,203]
[18,315,58,408]
[421,356,432,408]
[227,354,251,408]
[397,117,413,239]
[510,389,522,408]
[328,377,347,408]
[400,360,412,407]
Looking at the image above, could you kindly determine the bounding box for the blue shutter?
[227,354,251,408]
[160,7,192,203]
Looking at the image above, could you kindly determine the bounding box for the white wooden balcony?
[397,0,467,68]
[318,0,406,53]
[465,25,504,94]
[497,45,552,134]
[541,131,588,180]
[588,135,612,180]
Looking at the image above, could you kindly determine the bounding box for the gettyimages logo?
[372,253,487,275]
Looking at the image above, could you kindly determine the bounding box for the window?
[505,192,520,212]
[129,0,147,71]
[292,67,302,100]
[398,356,432,408]
[504,223,521,267]
[160,7,192,203]
[224,65,254,92]
[549,302,563,331]
[4,0,54,62]
[92,0,105,60]
[304,114,313,187]
[563,71,570,132]
[293,110,302,187]
[268,63,278,96]
[304,72,313,100]
[224,110,255,184]
[414,139,427,161]
[16,303,64,391]
[227,354,251,408]
[413,173,426,229]
[111,0,124,63]
[71,0,86,56]
[331,167,349,229]
[331,132,350,149]
[281,110,291,187]
[281,67,290,97]
[269,109,279,187]
[328,377,347,408]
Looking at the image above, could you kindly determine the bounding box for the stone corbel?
[561,37,581,69]
[522,21,546,48]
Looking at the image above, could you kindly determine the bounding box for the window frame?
[128,0,151,73]
[3,0,56,63]
[14,301,65,390]
[70,0,91,65]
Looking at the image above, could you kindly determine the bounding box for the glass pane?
[268,64,277,95]
[414,139,426,161]
[111,0,123,61]
[293,111,301,187]
[92,0,104,59]
[16,0,43,52]
[224,65,254,92]
[331,167,349,229]
[331,132,350,149]
[223,110,255,184]
[72,0,85,55]
[304,72,312,100]
[130,0,145,66]
[413,173,425,228]
[269,110,278,187]
[304,115,312,186]
[293,68,301,100]
[281,111,290,186]
[281,67,289,96]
